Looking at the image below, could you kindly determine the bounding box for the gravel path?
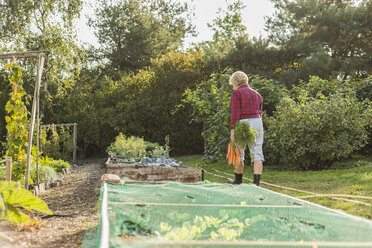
[0,159,105,248]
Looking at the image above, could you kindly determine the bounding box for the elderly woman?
[228,71,264,186]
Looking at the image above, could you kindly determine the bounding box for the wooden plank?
[106,164,203,183]
[41,123,77,127]
[25,55,45,190]
[0,51,48,59]
[5,156,12,181]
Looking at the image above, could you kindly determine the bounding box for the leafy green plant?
[4,62,29,181]
[0,181,52,224]
[234,121,257,147]
[46,159,70,173]
[151,135,171,158]
[144,141,160,153]
[107,133,146,160]
[158,212,265,241]
[30,164,58,185]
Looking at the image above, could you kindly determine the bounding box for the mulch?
[0,159,105,248]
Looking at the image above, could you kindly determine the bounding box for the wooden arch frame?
[0,50,48,189]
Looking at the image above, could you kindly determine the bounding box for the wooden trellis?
[0,50,48,189]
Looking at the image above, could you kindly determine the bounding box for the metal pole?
[25,55,44,190]
[73,123,77,163]
[5,156,12,181]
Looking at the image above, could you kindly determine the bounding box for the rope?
[202,167,372,205]
[299,194,372,200]
[213,168,316,195]
[331,197,371,207]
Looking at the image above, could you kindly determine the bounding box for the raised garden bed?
[105,156,203,183]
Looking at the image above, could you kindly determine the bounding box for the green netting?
[82,182,372,248]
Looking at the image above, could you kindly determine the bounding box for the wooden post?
[36,66,40,185]
[5,156,12,181]
[73,123,77,164]
[25,54,45,190]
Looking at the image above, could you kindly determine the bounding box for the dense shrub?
[249,75,289,116]
[265,92,371,170]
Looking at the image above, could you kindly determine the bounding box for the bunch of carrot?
[226,143,240,166]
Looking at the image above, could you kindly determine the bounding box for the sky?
[76,0,276,48]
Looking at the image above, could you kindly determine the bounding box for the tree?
[89,0,195,73]
[266,0,372,80]
[207,0,247,42]
[198,0,248,72]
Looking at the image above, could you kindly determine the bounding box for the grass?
[175,155,372,220]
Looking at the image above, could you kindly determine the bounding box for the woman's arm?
[230,92,240,129]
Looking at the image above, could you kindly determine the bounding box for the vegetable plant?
[4,62,29,181]
[0,181,52,224]
[107,133,146,160]
[234,121,257,148]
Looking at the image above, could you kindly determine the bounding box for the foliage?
[266,0,372,81]
[0,181,52,224]
[40,125,74,162]
[198,0,248,72]
[107,133,146,160]
[207,0,247,42]
[234,121,257,148]
[180,70,283,161]
[151,135,171,158]
[40,125,60,160]
[144,141,160,153]
[180,69,232,160]
[30,163,58,185]
[42,158,70,173]
[265,91,371,170]
[89,0,195,73]
[0,0,84,160]
[249,75,289,116]
[159,212,266,241]
[67,51,205,156]
[4,62,29,181]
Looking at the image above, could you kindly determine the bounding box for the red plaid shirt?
[230,84,263,129]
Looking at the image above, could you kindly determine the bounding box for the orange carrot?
[227,144,232,165]
[235,147,240,165]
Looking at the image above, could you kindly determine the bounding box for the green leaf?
[0,181,52,224]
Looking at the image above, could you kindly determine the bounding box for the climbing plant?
[4,61,29,181]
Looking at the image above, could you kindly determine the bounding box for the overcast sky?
[76,0,276,48]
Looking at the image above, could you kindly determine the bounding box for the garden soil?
[0,159,105,248]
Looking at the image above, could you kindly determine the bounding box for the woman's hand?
[230,129,235,142]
